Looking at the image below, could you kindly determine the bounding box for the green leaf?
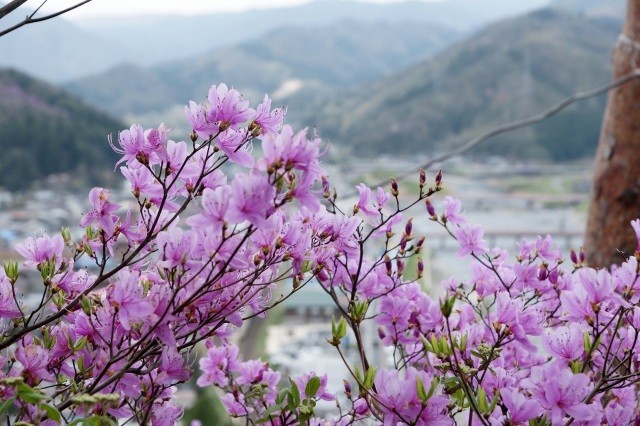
[476,387,488,413]
[17,382,49,404]
[363,366,377,390]
[416,376,428,403]
[305,376,321,398]
[0,397,15,416]
[74,336,88,352]
[257,403,282,422]
[290,379,301,406]
[286,391,297,412]
[40,402,62,423]
[354,364,363,384]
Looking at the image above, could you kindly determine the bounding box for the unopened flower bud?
[322,176,331,198]
[415,236,425,253]
[537,264,548,281]
[378,327,386,340]
[3,261,18,283]
[61,227,72,244]
[419,169,426,188]
[570,249,578,265]
[343,380,352,398]
[425,199,436,218]
[390,178,399,197]
[396,259,404,275]
[435,169,443,188]
[417,259,424,278]
[404,218,413,237]
[579,247,586,264]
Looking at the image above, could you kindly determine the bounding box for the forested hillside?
[308,9,619,161]
[0,69,123,190]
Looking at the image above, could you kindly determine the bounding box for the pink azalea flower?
[197,344,241,387]
[528,363,597,424]
[217,128,254,168]
[0,272,21,319]
[355,183,378,219]
[14,337,55,384]
[501,387,542,423]
[156,227,195,270]
[227,171,275,227]
[109,123,146,167]
[185,101,218,140]
[455,224,489,257]
[542,323,584,362]
[150,400,183,426]
[157,347,190,385]
[253,94,285,136]
[207,83,255,130]
[442,196,466,226]
[220,393,250,417]
[120,165,164,199]
[80,187,120,237]
[15,233,64,268]
[109,269,155,331]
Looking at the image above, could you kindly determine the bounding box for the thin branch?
[0,0,93,37]
[349,69,640,196]
[0,0,28,20]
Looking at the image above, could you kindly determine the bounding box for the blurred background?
[0,0,626,422]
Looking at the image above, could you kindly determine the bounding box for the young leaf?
[40,402,62,423]
[305,376,321,398]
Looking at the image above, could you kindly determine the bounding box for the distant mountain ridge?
[0,69,124,190]
[307,9,619,161]
[1,0,553,82]
[63,20,460,120]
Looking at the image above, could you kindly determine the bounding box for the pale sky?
[38,0,440,19]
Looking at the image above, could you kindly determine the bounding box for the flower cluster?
[2,82,640,425]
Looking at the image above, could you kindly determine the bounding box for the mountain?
[64,20,460,121]
[0,69,124,190]
[0,9,136,83]
[0,0,552,83]
[307,9,620,161]
[74,0,551,65]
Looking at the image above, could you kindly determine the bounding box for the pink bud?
[570,249,578,265]
[435,169,443,187]
[405,218,413,236]
[425,199,436,217]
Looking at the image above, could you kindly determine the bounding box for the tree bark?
[585,0,640,267]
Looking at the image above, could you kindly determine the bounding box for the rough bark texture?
[585,0,640,267]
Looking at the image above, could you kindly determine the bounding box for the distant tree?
[0,0,93,37]
[584,0,640,266]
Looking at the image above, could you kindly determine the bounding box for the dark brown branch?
[0,0,93,37]
[0,0,28,20]
[349,69,640,197]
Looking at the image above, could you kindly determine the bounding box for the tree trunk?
[584,0,640,267]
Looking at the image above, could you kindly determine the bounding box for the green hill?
[0,69,124,191]
[307,9,619,161]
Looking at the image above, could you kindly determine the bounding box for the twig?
[0,0,93,37]
[0,0,28,20]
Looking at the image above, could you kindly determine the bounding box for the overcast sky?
[40,0,441,19]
